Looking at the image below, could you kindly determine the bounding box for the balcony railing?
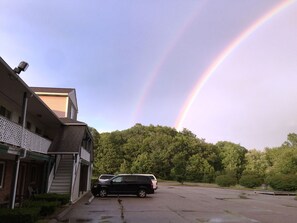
[0,115,51,154]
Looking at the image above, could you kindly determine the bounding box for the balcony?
[0,115,51,154]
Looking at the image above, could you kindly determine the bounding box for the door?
[123,175,138,194]
[109,176,125,194]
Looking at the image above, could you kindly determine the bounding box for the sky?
[1,0,297,150]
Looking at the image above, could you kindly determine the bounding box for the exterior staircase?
[49,156,73,194]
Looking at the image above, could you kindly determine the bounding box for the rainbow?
[131,1,207,124]
[175,0,296,131]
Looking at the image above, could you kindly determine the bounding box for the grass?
[158,180,219,188]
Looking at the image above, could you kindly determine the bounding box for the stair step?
[49,157,74,194]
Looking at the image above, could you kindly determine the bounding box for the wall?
[0,160,14,203]
[38,95,67,118]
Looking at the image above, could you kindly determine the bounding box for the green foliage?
[94,124,220,182]
[243,150,268,178]
[266,147,297,175]
[282,133,297,147]
[266,174,297,191]
[0,208,40,223]
[33,193,69,205]
[22,200,60,216]
[215,175,237,187]
[239,174,263,188]
[170,152,188,183]
[92,125,297,187]
[186,154,215,182]
[216,141,247,181]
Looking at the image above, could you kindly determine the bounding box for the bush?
[215,175,237,187]
[239,174,263,188]
[0,208,40,223]
[91,178,98,186]
[266,174,297,191]
[22,200,61,216]
[33,193,70,205]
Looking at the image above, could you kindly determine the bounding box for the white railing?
[0,116,51,154]
[80,147,90,162]
[0,116,22,146]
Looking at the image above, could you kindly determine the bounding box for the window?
[30,166,37,183]
[26,121,31,130]
[124,176,137,182]
[0,106,5,116]
[35,127,42,135]
[6,110,11,120]
[0,162,5,189]
[70,106,76,120]
[112,176,124,183]
[0,106,11,120]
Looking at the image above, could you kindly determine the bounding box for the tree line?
[90,124,297,186]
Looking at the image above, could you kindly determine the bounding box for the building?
[0,57,93,208]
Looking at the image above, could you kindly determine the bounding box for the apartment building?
[0,57,93,208]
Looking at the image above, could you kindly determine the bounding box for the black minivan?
[91,174,154,198]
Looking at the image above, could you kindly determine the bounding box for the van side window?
[124,176,137,182]
[112,176,123,183]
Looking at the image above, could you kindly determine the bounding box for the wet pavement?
[52,183,297,223]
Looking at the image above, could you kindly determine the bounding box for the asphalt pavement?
[50,183,297,223]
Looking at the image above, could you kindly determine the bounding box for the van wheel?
[99,189,107,197]
[138,189,147,198]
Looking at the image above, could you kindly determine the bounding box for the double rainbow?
[175,0,295,131]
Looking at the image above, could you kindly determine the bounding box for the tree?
[282,133,297,147]
[186,154,215,182]
[171,152,188,184]
[131,153,153,173]
[216,141,247,180]
[266,147,297,175]
[243,149,268,178]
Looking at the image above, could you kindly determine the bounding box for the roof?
[59,117,86,125]
[48,125,86,153]
[30,87,75,94]
[0,57,62,138]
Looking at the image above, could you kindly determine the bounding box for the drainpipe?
[10,92,28,209]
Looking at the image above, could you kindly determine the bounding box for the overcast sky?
[1,0,297,150]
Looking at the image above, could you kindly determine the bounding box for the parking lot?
[57,183,297,223]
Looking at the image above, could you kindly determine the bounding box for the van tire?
[138,189,147,198]
[99,189,107,197]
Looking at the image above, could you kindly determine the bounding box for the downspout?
[10,92,28,209]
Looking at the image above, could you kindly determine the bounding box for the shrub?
[266,174,297,191]
[215,175,237,187]
[22,200,61,216]
[0,207,40,223]
[239,174,263,188]
[33,193,70,205]
[91,178,98,186]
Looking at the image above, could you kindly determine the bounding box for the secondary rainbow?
[175,0,296,131]
[131,1,207,124]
